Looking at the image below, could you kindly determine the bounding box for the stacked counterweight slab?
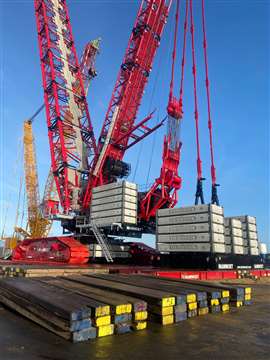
[156,205,226,254]
[229,216,260,256]
[224,218,244,255]
[90,181,138,226]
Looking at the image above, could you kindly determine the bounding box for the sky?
[0,0,269,249]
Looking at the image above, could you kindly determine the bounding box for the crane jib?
[83,0,172,209]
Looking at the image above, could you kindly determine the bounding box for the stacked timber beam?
[156,205,226,254]
[0,265,108,278]
[0,278,104,342]
[52,276,148,333]
[159,277,252,308]
[0,274,253,342]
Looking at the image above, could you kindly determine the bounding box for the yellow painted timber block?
[186,293,196,303]
[198,307,209,316]
[162,315,174,325]
[245,294,251,301]
[162,297,175,307]
[245,287,252,295]
[95,315,111,327]
[152,305,173,316]
[132,321,147,331]
[236,301,243,308]
[222,290,230,298]
[95,305,110,317]
[188,302,197,310]
[222,304,230,312]
[211,299,219,306]
[97,324,114,337]
[115,304,132,315]
[134,311,148,321]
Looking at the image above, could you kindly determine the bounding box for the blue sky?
[0,0,269,249]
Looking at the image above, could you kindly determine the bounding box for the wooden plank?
[37,278,110,317]
[39,278,131,315]
[131,321,147,331]
[72,327,97,342]
[113,313,132,324]
[114,322,132,334]
[149,313,174,325]
[0,288,71,331]
[150,305,174,316]
[132,275,208,301]
[50,277,147,312]
[97,324,114,337]
[162,277,245,297]
[152,277,222,299]
[0,278,92,321]
[0,292,70,340]
[101,274,206,304]
[174,312,187,322]
[68,275,175,307]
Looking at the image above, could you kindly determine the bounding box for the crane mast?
[34,0,97,215]
[83,0,172,209]
[41,38,101,217]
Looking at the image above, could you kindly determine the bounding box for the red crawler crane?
[14,0,220,265]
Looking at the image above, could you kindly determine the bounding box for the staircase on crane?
[90,220,114,263]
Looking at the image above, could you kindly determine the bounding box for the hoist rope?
[189,0,202,181]
[190,0,205,205]
[179,0,188,106]
[202,0,216,182]
[201,0,220,205]
[168,0,180,103]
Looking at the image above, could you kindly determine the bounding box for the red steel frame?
[83,0,172,209]
[114,267,270,281]
[41,39,100,216]
[139,0,189,221]
[34,0,97,214]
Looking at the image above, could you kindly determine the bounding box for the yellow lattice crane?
[22,119,52,238]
